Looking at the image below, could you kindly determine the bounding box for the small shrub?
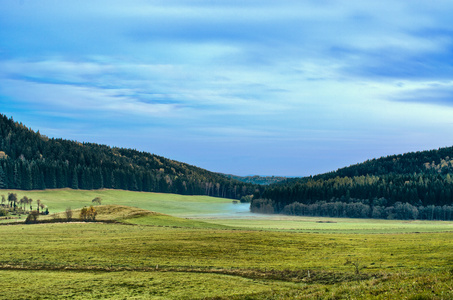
[80,207,88,221]
[344,258,362,275]
[25,211,39,224]
[80,206,97,221]
[87,206,97,221]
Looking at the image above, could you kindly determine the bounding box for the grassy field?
[1,222,453,299]
[0,188,236,217]
[198,216,453,234]
[3,188,453,234]
[1,189,453,299]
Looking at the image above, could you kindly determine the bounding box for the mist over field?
[182,202,255,219]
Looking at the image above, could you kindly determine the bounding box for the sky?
[1,1,453,177]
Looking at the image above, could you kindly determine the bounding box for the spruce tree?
[0,166,6,188]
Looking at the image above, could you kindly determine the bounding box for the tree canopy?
[0,114,258,199]
[252,147,453,220]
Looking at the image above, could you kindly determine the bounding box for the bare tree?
[65,207,73,221]
[28,198,33,211]
[19,197,24,211]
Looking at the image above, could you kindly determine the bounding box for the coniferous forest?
[251,148,453,220]
[0,114,257,199]
[4,113,453,220]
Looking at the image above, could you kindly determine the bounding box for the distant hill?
[0,114,258,199]
[252,146,453,220]
[221,174,288,185]
[313,147,453,179]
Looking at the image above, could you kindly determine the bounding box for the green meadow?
[1,189,453,299]
[0,188,235,217]
[199,216,453,234]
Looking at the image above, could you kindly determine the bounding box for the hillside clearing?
[0,188,242,217]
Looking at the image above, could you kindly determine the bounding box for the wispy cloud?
[2,0,453,175]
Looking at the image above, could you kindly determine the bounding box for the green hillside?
[0,188,241,220]
[48,204,231,229]
[0,114,257,199]
[253,146,453,220]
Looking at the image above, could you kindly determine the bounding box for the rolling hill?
[252,146,453,220]
[0,114,258,199]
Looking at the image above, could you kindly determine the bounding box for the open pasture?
[1,189,453,298]
[198,215,453,234]
[1,221,453,299]
[3,189,453,234]
[0,188,237,217]
[2,222,453,272]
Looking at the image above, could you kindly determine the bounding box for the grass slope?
[47,205,231,229]
[1,189,453,298]
[0,188,234,217]
[0,223,452,299]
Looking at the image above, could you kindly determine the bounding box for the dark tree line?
[254,174,453,208]
[223,174,288,185]
[251,198,453,220]
[0,114,258,198]
[251,146,453,220]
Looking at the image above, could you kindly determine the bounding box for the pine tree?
[71,168,79,189]
[0,166,6,188]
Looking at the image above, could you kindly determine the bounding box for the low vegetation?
[0,189,452,298]
[0,221,452,299]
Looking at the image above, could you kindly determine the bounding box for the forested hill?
[252,146,453,220]
[222,174,288,185]
[314,147,453,180]
[0,114,257,198]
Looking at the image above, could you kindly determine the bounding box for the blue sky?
[1,1,453,176]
